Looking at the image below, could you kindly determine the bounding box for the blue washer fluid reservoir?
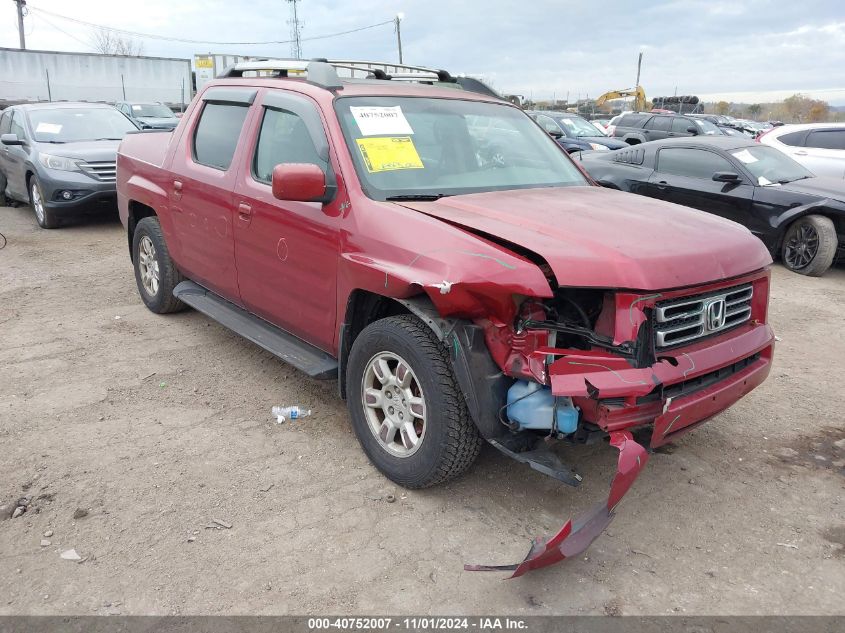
[506,380,579,435]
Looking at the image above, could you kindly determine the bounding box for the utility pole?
[635,51,643,87]
[14,0,27,50]
[394,13,404,64]
[287,0,302,59]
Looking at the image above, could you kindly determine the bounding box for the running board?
[173,281,338,380]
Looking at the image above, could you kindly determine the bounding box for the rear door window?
[193,103,250,170]
[648,116,672,132]
[619,113,648,127]
[805,129,845,150]
[656,147,733,179]
[0,110,11,135]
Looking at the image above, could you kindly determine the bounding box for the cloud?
[3,0,844,104]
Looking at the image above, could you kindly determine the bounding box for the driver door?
[232,90,342,352]
[648,147,753,226]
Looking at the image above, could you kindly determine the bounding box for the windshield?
[729,145,814,185]
[335,97,587,200]
[694,119,721,136]
[28,107,137,143]
[132,103,175,118]
[557,116,606,137]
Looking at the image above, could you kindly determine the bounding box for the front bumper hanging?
[465,430,649,578]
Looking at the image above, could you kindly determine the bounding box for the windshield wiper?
[777,175,811,184]
[385,194,450,201]
[38,140,66,144]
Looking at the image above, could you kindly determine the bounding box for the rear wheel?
[346,315,482,489]
[781,214,837,276]
[30,177,60,229]
[132,216,187,313]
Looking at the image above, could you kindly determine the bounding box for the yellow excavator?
[594,86,647,113]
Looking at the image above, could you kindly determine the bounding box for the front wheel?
[781,214,837,276]
[346,315,482,489]
[30,177,60,229]
[132,216,186,313]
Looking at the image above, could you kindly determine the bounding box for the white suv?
[759,123,845,179]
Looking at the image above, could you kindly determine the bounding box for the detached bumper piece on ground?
[465,430,648,578]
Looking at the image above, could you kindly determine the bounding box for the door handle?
[655,181,668,190]
[237,202,252,221]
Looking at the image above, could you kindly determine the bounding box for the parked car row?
[0,100,179,228]
[577,137,845,275]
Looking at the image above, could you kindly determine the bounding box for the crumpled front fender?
[465,430,648,578]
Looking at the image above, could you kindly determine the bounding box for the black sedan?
[578,137,845,276]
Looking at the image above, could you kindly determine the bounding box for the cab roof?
[208,58,508,105]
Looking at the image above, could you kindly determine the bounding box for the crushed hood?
[395,186,771,290]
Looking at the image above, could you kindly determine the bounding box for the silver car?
[0,102,138,228]
[759,123,845,180]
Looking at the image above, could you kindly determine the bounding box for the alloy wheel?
[784,223,819,270]
[361,351,427,458]
[31,183,45,224]
[137,235,160,296]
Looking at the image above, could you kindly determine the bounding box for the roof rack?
[217,59,343,89]
[216,58,455,90]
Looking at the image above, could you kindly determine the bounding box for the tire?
[781,214,837,277]
[132,216,187,313]
[346,314,482,489]
[29,176,60,229]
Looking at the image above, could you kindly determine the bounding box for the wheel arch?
[338,290,509,440]
[126,200,158,261]
[771,201,845,253]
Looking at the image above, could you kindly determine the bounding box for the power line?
[26,5,393,46]
[32,12,96,48]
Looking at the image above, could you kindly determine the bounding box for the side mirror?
[686,126,698,135]
[1,133,24,146]
[272,163,330,203]
[547,129,563,139]
[713,171,741,183]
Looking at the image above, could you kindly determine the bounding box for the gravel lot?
[0,204,843,616]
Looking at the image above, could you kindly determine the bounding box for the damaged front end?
[445,269,775,577]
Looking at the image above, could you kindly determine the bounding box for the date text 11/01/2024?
[307,617,528,630]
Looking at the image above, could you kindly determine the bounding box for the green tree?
[715,101,730,115]
[747,104,762,120]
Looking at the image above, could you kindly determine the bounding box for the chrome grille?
[79,161,116,182]
[654,284,753,349]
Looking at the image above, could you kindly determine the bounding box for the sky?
[3,0,845,105]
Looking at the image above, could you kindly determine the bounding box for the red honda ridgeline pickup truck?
[117,60,775,577]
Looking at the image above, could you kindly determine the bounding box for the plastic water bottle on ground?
[271,406,312,423]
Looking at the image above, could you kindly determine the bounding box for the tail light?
[756,127,774,143]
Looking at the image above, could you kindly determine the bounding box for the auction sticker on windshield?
[351,106,414,136]
[35,122,62,134]
[356,136,424,173]
[732,149,759,164]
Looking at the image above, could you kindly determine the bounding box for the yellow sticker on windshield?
[356,136,424,173]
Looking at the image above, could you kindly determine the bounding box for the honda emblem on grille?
[704,298,727,331]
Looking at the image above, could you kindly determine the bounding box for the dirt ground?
[0,204,843,616]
